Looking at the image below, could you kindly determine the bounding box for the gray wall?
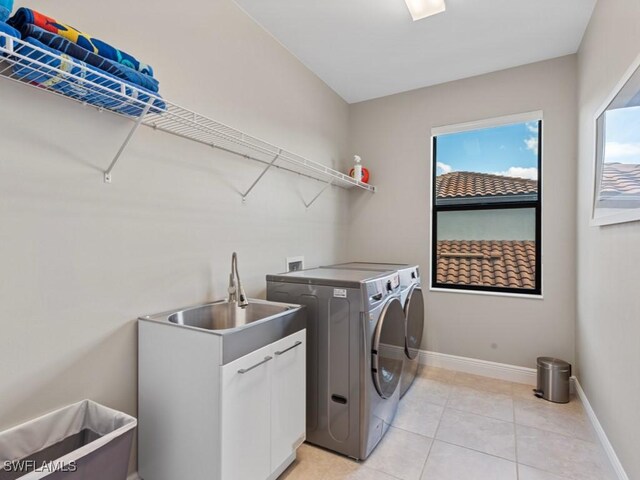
[437,209,536,241]
[576,0,640,477]
[348,56,577,368]
[0,0,353,471]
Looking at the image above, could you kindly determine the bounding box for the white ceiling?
[233,0,596,103]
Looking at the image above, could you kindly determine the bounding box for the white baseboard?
[417,349,537,385]
[573,377,629,480]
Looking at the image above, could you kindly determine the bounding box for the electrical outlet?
[286,256,305,272]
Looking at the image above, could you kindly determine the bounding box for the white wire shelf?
[0,32,376,200]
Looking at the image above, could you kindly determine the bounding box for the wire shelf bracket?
[304,179,334,209]
[103,98,154,183]
[0,32,377,195]
[241,149,282,202]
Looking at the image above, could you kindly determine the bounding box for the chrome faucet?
[228,252,249,308]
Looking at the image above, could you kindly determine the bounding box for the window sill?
[429,287,544,300]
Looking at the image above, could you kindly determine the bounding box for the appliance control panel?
[365,273,400,303]
[398,266,421,287]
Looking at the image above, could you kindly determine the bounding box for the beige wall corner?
[347,55,578,369]
[576,0,640,478]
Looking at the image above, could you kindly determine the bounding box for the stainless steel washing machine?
[266,268,405,460]
[323,263,424,397]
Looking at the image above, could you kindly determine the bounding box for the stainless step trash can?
[0,400,136,480]
[534,357,571,403]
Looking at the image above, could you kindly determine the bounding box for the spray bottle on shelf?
[353,155,363,182]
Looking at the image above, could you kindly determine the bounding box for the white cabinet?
[220,329,306,480]
[270,332,306,470]
[221,342,273,480]
[139,322,306,480]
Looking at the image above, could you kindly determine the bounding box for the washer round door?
[372,297,406,399]
[404,285,424,360]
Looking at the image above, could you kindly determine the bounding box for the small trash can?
[0,400,136,480]
[534,357,571,404]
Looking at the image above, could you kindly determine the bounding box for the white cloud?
[605,142,640,162]
[492,167,538,180]
[524,136,538,155]
[522,122,540,155]
[436,162,453,174]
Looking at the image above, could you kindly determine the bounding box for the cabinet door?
[220,343,273,480]
[270,330,306,471]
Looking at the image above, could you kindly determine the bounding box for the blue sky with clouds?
[604,106,640,165]
[435,121,539,180]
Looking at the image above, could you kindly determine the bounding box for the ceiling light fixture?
[404,0,446,21]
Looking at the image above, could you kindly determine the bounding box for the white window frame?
[590,51,640,227]
[429,111,544,299]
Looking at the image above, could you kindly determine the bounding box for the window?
[593,55,640,226]
[431,113,542,295]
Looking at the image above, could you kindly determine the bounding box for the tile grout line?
[416,372,455,479]
[359,425,431,480]
[442,404,515,426]
[432,372,455,437]
[448,380,516,421]
[437,372,519,465]
[417,434,436,480]
[363,367,453,480]
[405,394,452,412]
[505,387,599,444]
[360,463,405,480]
[390,374,452,440]
[389,423,436,440]
[514,423,611,480]
[308,442,408,480]
[435,438,519,465]
[516,465,575,480]
[443,405,515,424]
[512,383,521,480]
[509,404,599,444]
[515,418,602,445]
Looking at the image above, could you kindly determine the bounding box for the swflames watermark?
[3,460,77,473]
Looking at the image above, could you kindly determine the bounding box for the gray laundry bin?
[0,400,136,480]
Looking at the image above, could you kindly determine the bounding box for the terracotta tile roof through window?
[600,163,640,196]
[436,240,536,289]
[436,172,538,199]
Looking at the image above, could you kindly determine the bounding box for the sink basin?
[140,298,306,364]
[168,302,293,331]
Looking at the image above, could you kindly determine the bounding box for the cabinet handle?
[275,341,303,356]
[238,356,272,374]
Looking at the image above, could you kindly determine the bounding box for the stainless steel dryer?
[266,268,404,460]
[323,263,424,397]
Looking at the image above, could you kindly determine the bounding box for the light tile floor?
[280,366,616,480]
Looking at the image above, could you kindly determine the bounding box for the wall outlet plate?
[286,256,305,272]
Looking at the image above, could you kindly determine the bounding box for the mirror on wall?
[593,57,640,226]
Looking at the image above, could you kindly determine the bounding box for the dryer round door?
[404,285,424,360]
[372,297,406,399]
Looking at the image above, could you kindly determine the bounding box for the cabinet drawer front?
[271,330,307,471]
[221,344,273,480]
